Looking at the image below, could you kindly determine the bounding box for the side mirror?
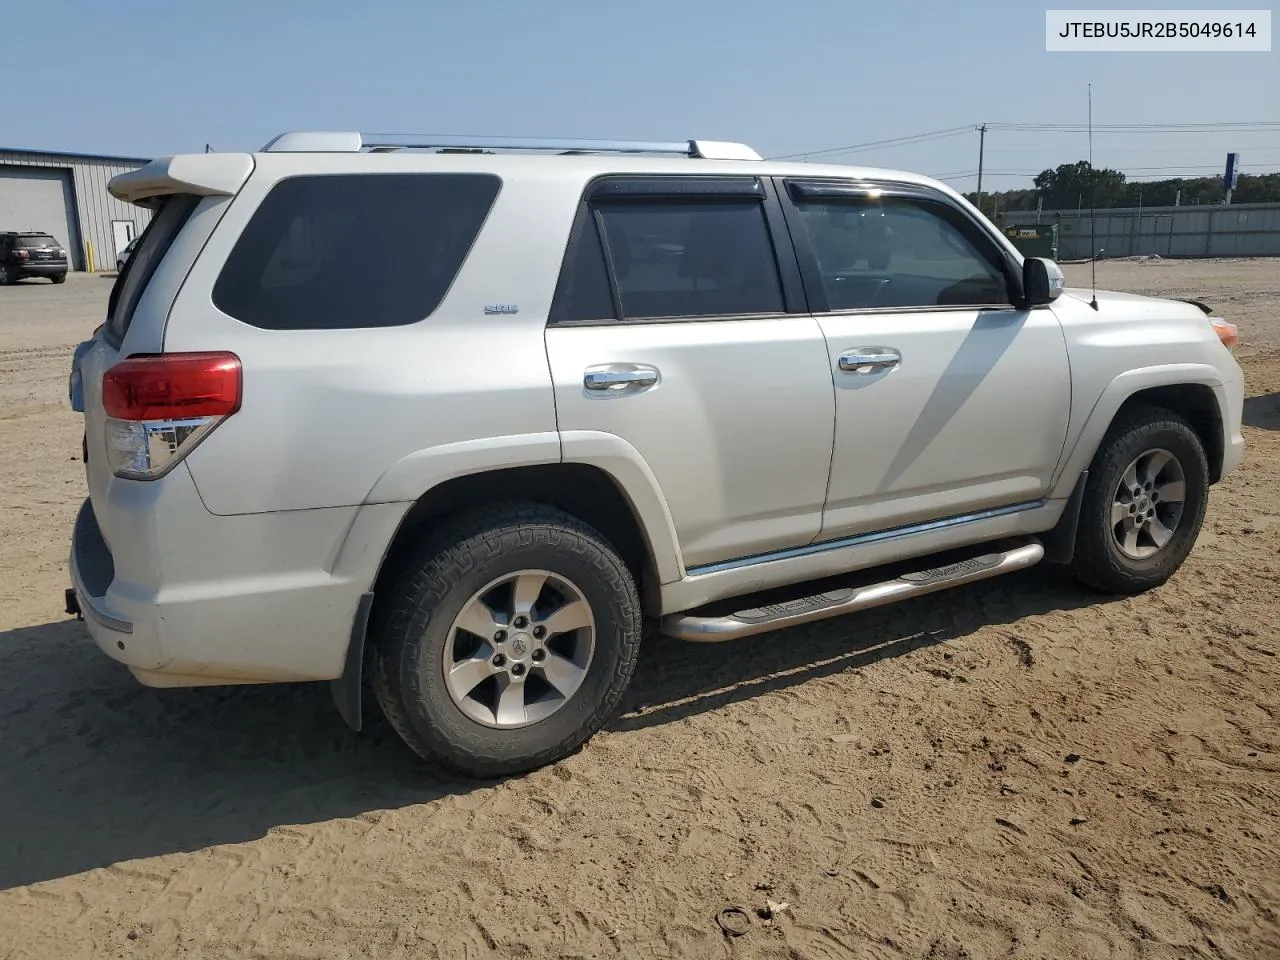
[1022,257,1065,307]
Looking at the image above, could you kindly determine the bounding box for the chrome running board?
[661,540,1045,642]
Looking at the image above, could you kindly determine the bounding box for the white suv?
[66,131,1245,777]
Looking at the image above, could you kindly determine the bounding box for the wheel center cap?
[508,632,532,660]
[1137,495,1152,512]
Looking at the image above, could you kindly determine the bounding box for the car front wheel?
[371,503,642,778]
[1071,406,1210,594]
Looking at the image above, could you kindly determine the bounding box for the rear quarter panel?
[165,154,577,516]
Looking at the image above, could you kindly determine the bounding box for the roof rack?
[258,131,761,161]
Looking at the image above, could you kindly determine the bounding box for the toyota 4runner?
[66,131,1245,778]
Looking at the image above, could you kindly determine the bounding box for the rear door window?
[105,194,200,347]
[212,173,501,330]
[551,192,786,323]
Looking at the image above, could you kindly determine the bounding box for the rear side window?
[212,173,501,330]
[105,194,200,347]
[551,195,785,323]
[549,211,616,323]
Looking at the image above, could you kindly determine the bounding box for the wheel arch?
[1053,365,1230,496]
[365,431,684,608]
[1111,383,1224,483]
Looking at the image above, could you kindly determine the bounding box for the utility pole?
[976,123,987,214]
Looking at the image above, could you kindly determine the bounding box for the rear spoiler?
[1175,298,1213,316]
[108,153,254,207]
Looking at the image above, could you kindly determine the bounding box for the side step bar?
[661,540,1045,642]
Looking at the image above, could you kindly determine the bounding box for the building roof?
[0,145,150,164]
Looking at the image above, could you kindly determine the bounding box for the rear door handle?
[584,364,660,395]
[838,348,901,373]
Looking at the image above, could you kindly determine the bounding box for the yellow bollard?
[85,241,95,273]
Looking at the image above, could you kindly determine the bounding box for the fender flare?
[362,432,564,504]
[1049,363,1227,498]
[558,430,685,585]
[359,429,684,585]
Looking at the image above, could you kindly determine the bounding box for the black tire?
[1071,405,1210,594]
[371,502,642,778]
[0,265,13,285]
[51,273,66,284]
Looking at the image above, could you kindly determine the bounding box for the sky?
[3,0,1277,192]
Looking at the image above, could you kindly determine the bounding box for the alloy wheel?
[441,570,596,729]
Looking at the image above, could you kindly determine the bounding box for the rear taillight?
[57,248,66,258]
[101,352,241,480]
[13,250,29,260]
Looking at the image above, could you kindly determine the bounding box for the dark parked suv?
[0,232,69,284]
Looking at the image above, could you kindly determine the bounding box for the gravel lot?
[1,261,1278,959]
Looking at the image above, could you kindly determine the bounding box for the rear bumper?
[68,469,409,687]
[16,262,67,276]
[69,499,135,637]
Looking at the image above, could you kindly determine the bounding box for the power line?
[989,122,1280,134]
[774,120,1280,162]
[767,126,973,160]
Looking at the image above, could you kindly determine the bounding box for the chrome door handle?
[838,349,901,373]
[584,364,660,394]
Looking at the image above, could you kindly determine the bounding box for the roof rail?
[259,131,761,160]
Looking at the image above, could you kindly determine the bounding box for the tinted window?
[105,194,200,347]
[594,200,784,320]
[793,195,1010,311]
[213,173,500,330]
[550,211,616,323]
[17,235,58,248]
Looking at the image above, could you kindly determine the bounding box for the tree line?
[962,161,1280,213]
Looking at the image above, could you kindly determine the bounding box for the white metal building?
[0,147,152,272]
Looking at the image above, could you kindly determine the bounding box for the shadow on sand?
[1243,391,1280,431]
[1,566,1115,889]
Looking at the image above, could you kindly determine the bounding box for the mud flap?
[1041,471,1088,565]
[331,592,374,732]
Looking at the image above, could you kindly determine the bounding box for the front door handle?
[838,348,901,374]
[584,364,660,395]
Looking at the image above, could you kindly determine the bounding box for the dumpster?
[1003,223,1059,260]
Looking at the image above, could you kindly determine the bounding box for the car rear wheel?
[51,273,66,284]
[1071,406,1210,594]
[371,503,642,778]
[0,265,12,285]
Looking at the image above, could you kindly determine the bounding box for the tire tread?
[371,502,641,778]
[1071,405,1209,594]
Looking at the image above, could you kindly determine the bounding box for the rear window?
[18,235,58,248]
[211,173,501,330]
[105,195,200,347]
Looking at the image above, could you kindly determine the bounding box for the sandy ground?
[1,260,1278,960]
